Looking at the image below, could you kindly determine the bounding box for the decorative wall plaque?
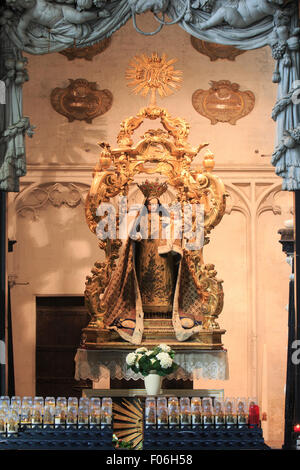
[192,80,255,125]
[191,36,246,62]
[59,38,111,61]
[50,78,113,123]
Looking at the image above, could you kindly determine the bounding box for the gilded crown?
[137,179,168,199]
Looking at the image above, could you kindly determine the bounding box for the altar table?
[74,348,229,383]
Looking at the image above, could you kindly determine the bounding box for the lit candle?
[214,399,225,428]
[78,406,89,427]
[101,398,112,427]
[43,406,55,427]
[0,396,10,409]
[45,397,55,409]
[7,410,19,434]
[236,398,248,428]
[225,398,237,427]
[20,405,31,426]
[180,398,191,426]
[191,397,202,426]
[11,397,21,415]
[0,409,6,433]
[145,398,156,426]
[66,406,78,427]
[202,398,213,428]
[168,397,179,427]
[32,404,43,427]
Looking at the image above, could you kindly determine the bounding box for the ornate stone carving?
[127,0,169,14]
[190,36,246,61]
[257,185,294,217]
[192,80,255,125]
[193,0,288,30]
[50,78,113,123]
[15,182,89,219]
[59,37,111,61]
[13,0,110,47]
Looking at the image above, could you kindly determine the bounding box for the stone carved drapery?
[0,0,300,191]
[0,31,34,191]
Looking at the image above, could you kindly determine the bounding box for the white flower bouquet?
[126,344,178,377]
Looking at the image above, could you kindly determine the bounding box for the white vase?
[144,372,162,396]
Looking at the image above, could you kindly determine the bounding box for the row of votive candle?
[0,396,112,433]
[145,397,260,428]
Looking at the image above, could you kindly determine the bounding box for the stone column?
[278,220,295,449]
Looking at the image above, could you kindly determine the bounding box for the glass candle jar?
[101,398,112,426]
[78,406,89,426]
[0,408,7,433]
[202,398,213,427]
[57,397,67,409]
[11,396,21,415]
[7,410,19,434]
[214,399,225,428]
[79,397,90,409]
[20,405,32,426]
[224,398,237,427]
[145,398,156,426]
[248,398,260,427]
[68,397,78,410]
[45,397,55,409]
[43,406,55,427]
[89,404,101,426]
[156,397,168,427]
[22,397,33,408]
[33,396,44,409]
[66,406,78,427]
[90,398,101,409]
[168,397,179,427]
[55,405,67,427]
[32,404,43,426]
[0,396,10,409]
[236,398,248,427]
[180,398,191,426]
[191,397,202,426]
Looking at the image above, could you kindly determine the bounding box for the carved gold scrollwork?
[85,101,227,331]
[184,252,224,330]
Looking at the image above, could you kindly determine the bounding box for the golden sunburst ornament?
[126,52,183,106]
[113,398,144,450]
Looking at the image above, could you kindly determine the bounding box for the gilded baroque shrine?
[0,0,300,452]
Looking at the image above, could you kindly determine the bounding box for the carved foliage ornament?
[190,36,246,62]
[192,80,255,125]
[50,78,113,123]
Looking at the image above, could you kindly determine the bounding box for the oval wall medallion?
[191,36,246,62]
[59,38,111,61]
[50,78,113,123]
[192,80,255,125]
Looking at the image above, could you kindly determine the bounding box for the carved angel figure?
[15,0,109,45]
[127,0,169,14]
[195,0,285,30]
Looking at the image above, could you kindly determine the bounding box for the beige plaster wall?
[7,13,293,448]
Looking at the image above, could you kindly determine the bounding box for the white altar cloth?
[74,349,229,382]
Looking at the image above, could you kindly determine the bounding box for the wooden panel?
[36,296,91,397]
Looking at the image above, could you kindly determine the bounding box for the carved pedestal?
[82,324,226,350]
